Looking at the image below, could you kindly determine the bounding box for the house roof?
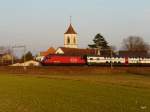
[0,54,3,57]
[0,51,5,55]
[64,24,77,34]
[56,47,98,56]
[40,47,55,56]
[0,52,7,57]
[118,50,150,57]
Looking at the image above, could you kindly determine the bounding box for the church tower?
[64,20,77,48]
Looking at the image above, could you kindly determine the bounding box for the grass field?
[0,67,150,112]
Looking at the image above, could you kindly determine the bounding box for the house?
[40,47,55,56]
[11,60,40,67]
[0,53,13,65]
[118,50,150,58]
[36,47,55,61]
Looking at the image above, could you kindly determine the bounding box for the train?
[40,54,150,66]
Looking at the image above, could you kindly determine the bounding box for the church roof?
[64,24,77,34]
[56,47,98,56]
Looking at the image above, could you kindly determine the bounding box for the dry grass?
[0,67,150,112]
[0,66,150,89]
[0,66,150,75]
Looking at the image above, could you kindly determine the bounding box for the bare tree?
[0,46,13,54]
[122,36,149,51]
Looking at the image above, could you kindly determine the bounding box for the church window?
[67,37,70,44]
[74,37,76,44]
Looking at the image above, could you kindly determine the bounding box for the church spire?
[64,16,77,34]
[70,16,72,24]
[64,24,77,34]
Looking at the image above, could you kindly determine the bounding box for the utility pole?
[110,49,113,69]
[97,46,101,56]
[102,48,113,69]
[12,45,26,70]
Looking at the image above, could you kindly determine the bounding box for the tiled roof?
[40,47,55,56]
[118,50,150,57]
[0,51,5,54]
[58,47,98,56]
[64,24,77,34]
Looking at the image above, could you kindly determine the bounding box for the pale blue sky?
[0,0,150,54]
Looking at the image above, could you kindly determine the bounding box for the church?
[39,21,98,57]
[55,22,98,55]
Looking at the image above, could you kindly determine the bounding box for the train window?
[47,55,51,58]
[97,58,100,60]
[118,61,121,64]
[90,58,93,60]
[81,56,84,59]
[47,56,51,59]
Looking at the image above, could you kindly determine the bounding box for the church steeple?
[64,17,78,48]
[64,24,77,34]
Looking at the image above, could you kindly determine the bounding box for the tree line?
[88,33,150,55]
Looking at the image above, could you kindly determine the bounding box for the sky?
[0,0,150,55]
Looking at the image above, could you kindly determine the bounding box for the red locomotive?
[41,54,86,65]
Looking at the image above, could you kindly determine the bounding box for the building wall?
[55,48,64,54]
[0,54,12,65]
[64,34,77,48]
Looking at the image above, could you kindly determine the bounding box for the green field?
[0,70,150,112]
